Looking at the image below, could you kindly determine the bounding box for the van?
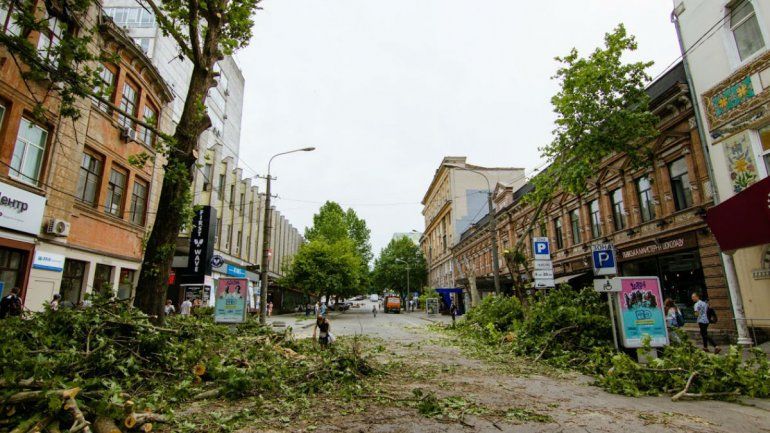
[369,294,379,302]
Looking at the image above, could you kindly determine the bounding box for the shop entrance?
[620,249,706,322]
[60,259,87,306]
[0,247,26,297]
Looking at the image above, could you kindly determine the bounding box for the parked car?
[330,302,352,311]
[370,294,379,302]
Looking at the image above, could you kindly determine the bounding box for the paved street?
[264,304,770,433]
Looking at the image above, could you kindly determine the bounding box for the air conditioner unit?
[46,219,71,237]
[120,127,136,142]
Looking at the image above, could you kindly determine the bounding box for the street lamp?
[395,258,411,299]
[445,163,501,296]
[258,147,316,324]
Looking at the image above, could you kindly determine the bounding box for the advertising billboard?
[617,277,669,348]
[214,278,248,323]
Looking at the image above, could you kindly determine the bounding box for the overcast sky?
[235,0,681,257]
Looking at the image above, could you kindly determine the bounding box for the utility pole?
[258,147,315,325]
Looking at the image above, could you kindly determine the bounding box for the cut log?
[192,388,220,400]
[63,396,91,433]
[125,412,168,429]
[28,415,54,433]
[141,423,152,432]
[93,417,121,433]
[9,414,43,433]
[3,388,80,405]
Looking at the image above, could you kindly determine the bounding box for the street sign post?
[591,244,617,276]
[593,278,621,293]
[532,237,554,288]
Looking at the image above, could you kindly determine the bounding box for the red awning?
[705,176,770,252]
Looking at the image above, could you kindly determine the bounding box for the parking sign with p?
[533,237,551,260]
[592,244,617,276]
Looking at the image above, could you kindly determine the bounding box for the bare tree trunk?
[467,274,480,306]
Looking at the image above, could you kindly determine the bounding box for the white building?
[674,0,770,341]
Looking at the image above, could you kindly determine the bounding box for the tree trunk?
[134,64,214,323]
[468,275,480,307]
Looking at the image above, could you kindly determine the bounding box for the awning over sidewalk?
[554,272,589,285]
[705,176,770,252]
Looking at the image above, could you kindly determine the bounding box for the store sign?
[214,277,248,323]
[32,251,64,272]
[617,277,669,348]
[618,233,697,261]
[184,206,217,284]
[0,181,46,235]
[226,264,246,278]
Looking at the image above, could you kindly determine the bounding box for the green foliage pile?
[460,288,612,365]
[454,288,770,401]
[0,300,377,432]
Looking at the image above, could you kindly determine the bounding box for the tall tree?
[134,0,261,321]
[508,25,658,296]
[372,237,427,300]
[280,239,362,302]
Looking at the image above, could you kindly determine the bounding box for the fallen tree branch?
[535,325,579,362]
[63,394,91,433]
[671,371,698,402]
[124,413,168,429]
[3,388,80,405]
[191,388,220,400]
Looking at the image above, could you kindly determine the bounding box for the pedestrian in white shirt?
[180,298,193,316]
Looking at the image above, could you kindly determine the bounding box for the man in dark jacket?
[0,287,23,318]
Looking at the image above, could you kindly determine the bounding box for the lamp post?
[259,147,315,325]
[445,163,501,296]
[395,258,411,300]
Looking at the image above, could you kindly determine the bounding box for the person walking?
[267,301,274,317]
[164,299,176,316]
[372,304,378,318]
[50,294,61,311]
[0,287,23,318]
[312,314,332,347]
[664,298,683,329]
[180,298,193,316]
[450,303,458,326]
[320,302,327,317]
[692,293,720,354]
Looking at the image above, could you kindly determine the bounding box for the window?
[569,208,581,245]
[105,168,127,216]
[554,217,564,249]
[10,119,48,185]
[139,105,157,145]
[669,158,693,211]
[636,176,655,223]
[94,264,114,295]
[60,259,86,305]
[93,66,116,113]
[218,174,226,197]
[759,125,770,175]
[76,151,102,205]
[589,199,602,239]
[0,2,21,35]
[611,188,626,230]
[133,37,152,54]
[236,230,242,253]
[215,62,229,91]
[239,193,244,215]
[129,179,148,225]
[229,185,235,209]
[730,1,765,61]
[117,269,135,300]
[209,108,224,137]
[225,224,232,249]
[118,82,138,130]
[37,15,64,66]
[202,163,212,191]
[208,88,226,113]
[104,7,156,28]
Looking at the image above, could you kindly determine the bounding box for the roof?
[646,61,687,104]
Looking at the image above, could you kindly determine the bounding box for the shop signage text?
[32,251,65,272]
[0,181,46,235]
[226,264,246,278]
[182,206,217,285]
[619,233,697,261]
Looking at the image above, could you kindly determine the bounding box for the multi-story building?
[420,157,525,289]
[170,143,304,310]
[453,63,736,338]
[0,6,173,309]
[674,0,770,341]
[102,0,245,161]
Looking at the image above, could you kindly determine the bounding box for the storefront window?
[0,248,24,297]
[620,250,705,323]
[94,264,113,296]
[636,176,655,222]
[118,268,135,300]
[60,259,86,306]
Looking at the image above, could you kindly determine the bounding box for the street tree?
[507,25,658,296]
[305,201,373,286]
[280,238,363,304]
[372,237,427,300]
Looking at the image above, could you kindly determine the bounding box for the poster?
[214,278,248,323]
[722,131,758,193]
[617,277,669,348]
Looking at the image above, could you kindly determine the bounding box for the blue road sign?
[591,244,617,276]
[533,236,551,260]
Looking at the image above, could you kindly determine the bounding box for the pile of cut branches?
[0,298,377,432]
